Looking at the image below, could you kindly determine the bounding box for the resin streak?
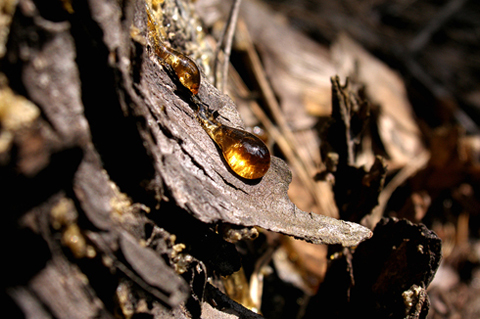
[146,4,200,95]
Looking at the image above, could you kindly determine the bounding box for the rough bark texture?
[1,0,375,318]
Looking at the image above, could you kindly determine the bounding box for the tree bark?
[1,0,372,318]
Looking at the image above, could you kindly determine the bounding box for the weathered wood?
[2,0,374,318]
[306,218,442,319]
[133,1,371,246]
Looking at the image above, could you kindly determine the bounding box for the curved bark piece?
[133,5,371,246]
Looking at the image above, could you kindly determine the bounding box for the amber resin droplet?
[212,125,270,179]
[197,109,271,179]
[145,3,201,95]
[159,46,201,95]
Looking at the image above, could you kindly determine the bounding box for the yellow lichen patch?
[51,196,96,259]
[50,197,77,230]
[110,182,134,217]
[170,243,193,274]
[109,180,150,224]
[0,84,40,131]
[0,131,12,155]
[62,224,87,258]
[0,83,40,154]
[115,281,135,319]
[0,83,39,157]
[0,0,17,58]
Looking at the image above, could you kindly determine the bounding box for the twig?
[366,150,430,228]
[408,0,468,53]
[213,0,242,93]
[249,246,276,311]
[235,20,338,217]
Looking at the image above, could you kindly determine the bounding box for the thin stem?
[213,0,242,93]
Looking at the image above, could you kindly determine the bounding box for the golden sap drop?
[209,125,270,180]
